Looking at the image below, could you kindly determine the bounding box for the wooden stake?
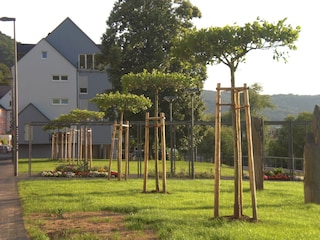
[108,121,117,180]
[143,112,150,192]
[160,112,167,193]
[214,83,221,218]
[244,84,258,221]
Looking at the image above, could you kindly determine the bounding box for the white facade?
[18,39,77,120]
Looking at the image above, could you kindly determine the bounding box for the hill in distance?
[202,90,320,121]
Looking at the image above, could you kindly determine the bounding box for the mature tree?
[98,0,202,90]
[98,0,206,161]
[174,18,300,219]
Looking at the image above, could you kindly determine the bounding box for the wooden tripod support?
[214,83,258,221]
[108,120,130,180]
[143,112,167,193]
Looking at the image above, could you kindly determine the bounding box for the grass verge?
[18,174,319,239]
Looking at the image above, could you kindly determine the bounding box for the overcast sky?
[1,0,318,95]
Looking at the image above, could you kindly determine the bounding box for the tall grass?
[18,175,320,239]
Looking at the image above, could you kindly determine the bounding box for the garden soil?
[25,211,158,239]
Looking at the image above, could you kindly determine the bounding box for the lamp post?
[186,88,199,179]
[0,17,18,176]
[164,96,178,175]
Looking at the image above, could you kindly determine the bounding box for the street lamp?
[164,96,178,175]
[1,17,19,176]
[186,88,199,179]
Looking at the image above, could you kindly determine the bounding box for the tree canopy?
[90,91,152,120]
[173,17,300,219]
[43,109,105,131]
[98,0,202,90]
[173,17,300,87]
[0,32,14,68]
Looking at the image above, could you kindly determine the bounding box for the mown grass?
[18,158,236,177]
[18,160,319,240]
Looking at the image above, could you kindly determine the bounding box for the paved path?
[0,157,30,240]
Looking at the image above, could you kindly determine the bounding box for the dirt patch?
[26,211,158,239]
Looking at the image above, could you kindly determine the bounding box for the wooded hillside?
[202,90,320,121]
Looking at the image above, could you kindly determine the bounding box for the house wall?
[18,39,78,120]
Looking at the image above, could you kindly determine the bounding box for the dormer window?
[78,54,97,70]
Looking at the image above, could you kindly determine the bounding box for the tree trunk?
[251,117,264,190]
[230,66,242,219]
[154,89,160,192]
[304,105,320,204]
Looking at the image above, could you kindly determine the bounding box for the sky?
[1,0,318,95]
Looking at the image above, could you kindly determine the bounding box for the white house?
[16,18,112,158]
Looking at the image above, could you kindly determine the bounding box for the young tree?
[43,109,105,166]
[121,69,198,190]
[174,18,300,219]
[91,91,152,180]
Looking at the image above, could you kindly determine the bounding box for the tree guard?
[143,112,167,193]
[214,83,258,221]
[108,121,130,181]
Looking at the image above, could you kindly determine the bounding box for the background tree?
[0,63,12,85]
[174,18,300,219]
[98,0,202,90]
[248,83,275,117]
[268,112,312,159]
[0,32,14,67]
[98,0,207,160]
[197,125,233,164]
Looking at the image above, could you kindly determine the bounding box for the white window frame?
[78,54,97,70]
[52,75,68,81]
[52,98,69,105]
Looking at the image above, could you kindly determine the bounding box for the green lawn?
[18,159,317,240]
[18,158,236,178]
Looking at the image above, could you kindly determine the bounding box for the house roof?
[17,17,101,63]
[19,103,50,122]
[17,44,35,60]
[0,85,11,98]
[45,17,101,68]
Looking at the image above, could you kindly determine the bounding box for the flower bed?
[39,164,118,178]
[264,167,304,181]
[40,170,118,178]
